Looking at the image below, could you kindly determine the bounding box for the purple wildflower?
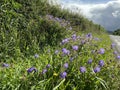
[27,67,37,73]
[77,36,80,39]
[62,48,70,55]
[117,55,120,59]
[99,60,104,67]
[42,69,47,74]
[60,72,67,78]
[46,14,53,19]
[46,64,51,68]
[64,63,68,68]
[2,63,9,67]
[55,17,61,22]
[94,38,99,41]
[81,40,85,44]
[111,43,116,49]
[88,59,92,64]
[72,45,79,51]
[113,51,118,55]
[62,38,69,44]
[70,57,74,61]
[98,48,105,54]
[86,33,92,38]
[94,67,101,73]
[80,67,86,73]
[34,54,39,58]
[72,34,77,40]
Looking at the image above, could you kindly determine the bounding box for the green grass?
[0,0,120,90]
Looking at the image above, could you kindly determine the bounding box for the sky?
[57,0,120,31]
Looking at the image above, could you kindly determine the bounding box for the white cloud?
[59,0,120,31]
[112,10,120,18]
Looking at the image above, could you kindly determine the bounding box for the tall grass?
[0,0,120,90]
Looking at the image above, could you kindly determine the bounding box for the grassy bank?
[0,0,120,90]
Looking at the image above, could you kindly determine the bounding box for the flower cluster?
[46,14,72,30]
[42,64,51,74]
[79,60,104,74]
[62,48,70,55]
[112,47,120,60]
[62,38,70,44]
[2,32,112,85]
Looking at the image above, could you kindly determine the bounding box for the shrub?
[113,29,120,36]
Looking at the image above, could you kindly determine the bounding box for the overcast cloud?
[58,0,120,31]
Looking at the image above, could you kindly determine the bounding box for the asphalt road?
[109,35,120,53]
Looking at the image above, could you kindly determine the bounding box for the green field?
[0,0,120,90]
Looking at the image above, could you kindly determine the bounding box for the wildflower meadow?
[0,0,120,90]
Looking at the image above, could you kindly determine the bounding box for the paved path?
[109,35,120,53]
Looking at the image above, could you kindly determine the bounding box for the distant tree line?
[113,29,120,36]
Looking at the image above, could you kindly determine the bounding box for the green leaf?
[53,79,65,90]
[12,1,22,9]
[96,77,109,89]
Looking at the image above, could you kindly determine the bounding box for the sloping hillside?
[0,0,120,90]
[0,0,106,58]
